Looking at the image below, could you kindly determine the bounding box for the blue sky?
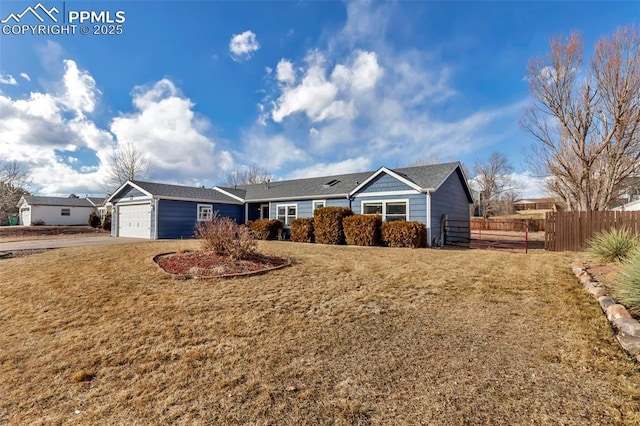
[0,1,637,197]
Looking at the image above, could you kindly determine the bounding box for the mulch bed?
[154,251,290,279]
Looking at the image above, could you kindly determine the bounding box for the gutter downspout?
[425,190,432,247]
[153,197,159,240]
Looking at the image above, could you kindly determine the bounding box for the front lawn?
[1,242,639,424]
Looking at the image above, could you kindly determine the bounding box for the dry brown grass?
[1,241,639,424]
[0,226,106,242]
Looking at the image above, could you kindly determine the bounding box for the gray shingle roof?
[86,197,106,207]
[131,180,243,204]
[21,196,95,207]
[232,162,465,201]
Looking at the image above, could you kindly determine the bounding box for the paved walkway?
[0,236,145,251]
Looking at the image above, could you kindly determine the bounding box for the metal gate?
[444,218,529,253]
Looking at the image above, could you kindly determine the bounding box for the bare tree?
[105,143,151,189]
[473,152,518,218]
[222,163,271,187]
[521,25,640,211]
[0,161,30,225]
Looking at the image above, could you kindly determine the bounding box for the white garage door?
[118,203,151,238]
[20,207,31,225]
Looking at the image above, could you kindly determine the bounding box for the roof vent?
[265,179,271,189]
[323,179,339,188]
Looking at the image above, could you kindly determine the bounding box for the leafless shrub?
[195,213,257,260]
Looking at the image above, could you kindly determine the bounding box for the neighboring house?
[611,199,640,212]
[513,197,564,214]
[17,196,100,226]
[108,162,473,246]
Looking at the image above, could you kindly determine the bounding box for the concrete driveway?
[0,236,146,251]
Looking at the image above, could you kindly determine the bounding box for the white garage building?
[17,196,104,226]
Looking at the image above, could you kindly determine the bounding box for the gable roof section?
[19,196,96,207]
[349,162,473,202]
[86,197,106,207]
[107,180,243,205]
[349,167,424,195]
[213,186,247,203]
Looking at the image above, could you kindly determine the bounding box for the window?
[61,208,70,216]
[386,202,407,221]
[363,202,382,215]
[312,200,326,211]
[362,200,408,222]
[277,204,297,226]
[197,204,213,221]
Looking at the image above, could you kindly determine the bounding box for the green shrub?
[88,212,101,228]
[343,214,381,246]
[313,207,353,245]
[102,214,112,231]
[381,221,427,248]
[195,213,256,260]
[247,219,283,240]
[612,250,640,316]
[291,217,314,243]
[587,227,639,263]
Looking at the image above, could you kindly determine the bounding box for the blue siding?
[157,200,243,239]
[214,203,244,224]
[353,194,427,223]
[326,198,350,208]
[357,172,414,193]
[111,186,145,202]
[430,169,471,245]
[268,198,350,220]
[247,203,261,221]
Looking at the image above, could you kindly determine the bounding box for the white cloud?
[332,51,383,93]
[510,172,550,199]
[240,129,308,171]
[260,1,522,172]
[0,74,17,85]
[229,30,260,62]
[20,72,31,81]
[61,59,99,115]
[1,58,236,195]
[110,79,233,184]
[286,157,373,180]
[276,59,296,85]
[271,50,379,123]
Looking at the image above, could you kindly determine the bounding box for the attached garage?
[107,180,244,240]
[117,203,152,238]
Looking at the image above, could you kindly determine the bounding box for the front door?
[260,204,269,219]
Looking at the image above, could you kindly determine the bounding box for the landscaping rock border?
[572,265,640,362]
[153,252,292,280]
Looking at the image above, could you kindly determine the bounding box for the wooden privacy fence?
[545,211,640,251]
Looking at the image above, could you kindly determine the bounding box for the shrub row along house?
[106,162,473,246]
